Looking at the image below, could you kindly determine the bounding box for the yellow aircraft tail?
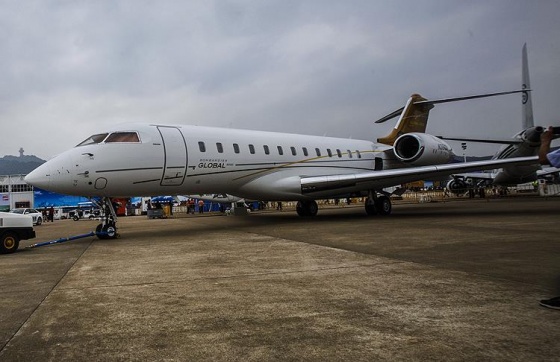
[376,94,433,146]
[375,89,530,146]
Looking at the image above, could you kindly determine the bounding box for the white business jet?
[25,91,538,239]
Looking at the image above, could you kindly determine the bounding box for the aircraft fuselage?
[26,123,386,200]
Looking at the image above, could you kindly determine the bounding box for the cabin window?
[327,149,333,157]
[263,145,270,155]
[291,147,297,156]
[302,147,308,157]
[249,144,255,154]
[76,133,109,147]
[233,143,240,154]
[336,149,342,158]
[216,142,224,153]
[105,132,140,143]
[198,142,206,152]
[356,150,362,158]
[347,150,353,158]
[277,146,283,155]
[315,148,321,157]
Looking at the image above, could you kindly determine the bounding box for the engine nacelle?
[393,133,453,166]
[446,178,469,195]
[521,126,544,145]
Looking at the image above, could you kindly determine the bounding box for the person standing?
[538,126,560,310]
[198,199,205,214]
[539,126,560,167]
[48,206,54,222]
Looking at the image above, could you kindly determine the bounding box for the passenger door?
[157,126,187,186]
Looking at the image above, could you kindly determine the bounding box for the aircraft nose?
[25,162,53,190]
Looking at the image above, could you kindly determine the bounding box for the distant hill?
[0,154,45,175]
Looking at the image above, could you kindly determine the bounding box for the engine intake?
[393,133,453,166]
[446,178,469,195]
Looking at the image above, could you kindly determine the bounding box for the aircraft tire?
[296,200,318,217]
[375,196,392,215]
[296,201,307,217]
[365,198,377,215]
[1,232,20,254]
[95,223,106,239]
[96,223,118,239]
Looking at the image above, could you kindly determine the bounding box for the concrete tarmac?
[1,197,560,361]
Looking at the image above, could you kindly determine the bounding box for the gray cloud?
[1,0,559,159]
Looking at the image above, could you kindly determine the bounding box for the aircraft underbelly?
[493,164,539,185]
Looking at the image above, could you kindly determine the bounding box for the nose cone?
[25,162,52,190]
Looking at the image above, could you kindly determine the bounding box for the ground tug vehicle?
[0,211,36,254]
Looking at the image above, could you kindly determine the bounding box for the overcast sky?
[1,0,559,159]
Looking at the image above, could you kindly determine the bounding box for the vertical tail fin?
[377,94,434,145]
[522,43,534,129]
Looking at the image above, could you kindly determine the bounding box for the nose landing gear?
[94,197,119,239]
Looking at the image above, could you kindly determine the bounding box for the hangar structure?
[0,174,34,211]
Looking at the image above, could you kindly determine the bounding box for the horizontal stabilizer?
[375,89,530,124]
[375,108,405,124]
[437,136,523,145]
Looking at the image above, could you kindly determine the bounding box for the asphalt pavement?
[1,196,559,361]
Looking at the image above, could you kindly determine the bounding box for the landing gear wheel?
[94,197,119,240]
[296,200,319,217]
[374,196,392,215]
[96,222,118,239]
[1,232,20,254]
[365,198,377,216]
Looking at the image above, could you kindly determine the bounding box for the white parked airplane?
[25,91,538,238]
[440,44,559,192]
[186,194,243,203]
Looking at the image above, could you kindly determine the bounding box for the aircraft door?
[157,126,187,186]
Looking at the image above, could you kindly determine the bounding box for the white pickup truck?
[0,211,36,254]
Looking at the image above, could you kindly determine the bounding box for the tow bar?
[25,231,112,249]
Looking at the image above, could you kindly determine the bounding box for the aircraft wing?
[450,171,495,182]
[537,167,560,177]
[300,156,538,194]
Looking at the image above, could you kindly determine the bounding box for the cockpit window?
[76,133,109,147]
[105,132,140,143]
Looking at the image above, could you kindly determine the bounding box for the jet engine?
[393,133,453,166]
[446,178,469,195]
[521,126,544,144]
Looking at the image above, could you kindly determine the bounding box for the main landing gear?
[364,191,392,216]
[296,200,319,217]
[94,197,119,239]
